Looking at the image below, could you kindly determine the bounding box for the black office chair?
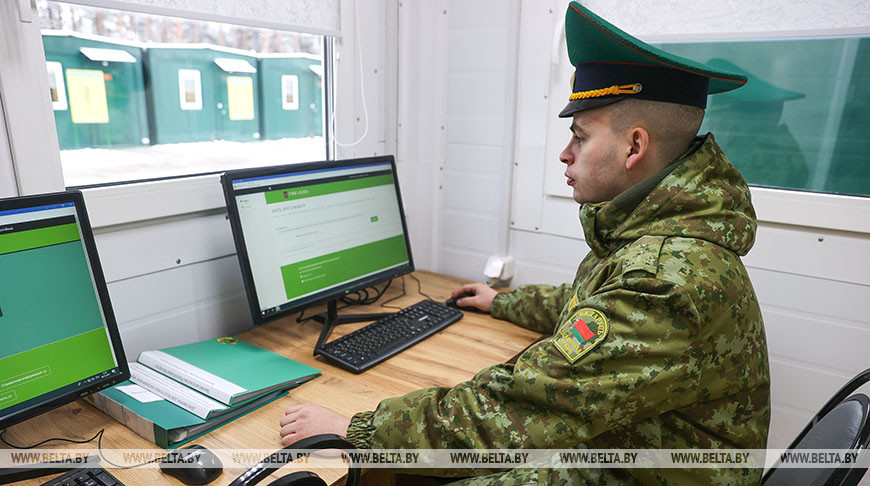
[229,434,360,486]
[762,368,870,486]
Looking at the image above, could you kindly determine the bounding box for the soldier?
[280,3,770,484]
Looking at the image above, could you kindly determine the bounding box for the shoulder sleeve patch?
[620,235,666,276]
[552,307,609,363]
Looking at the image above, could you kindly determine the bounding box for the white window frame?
[0,95,18,198]
[0,0,65,196]
[281,74,300,110]
[177,69,203,111]
[0,0,351,228]
[46,61,68,110]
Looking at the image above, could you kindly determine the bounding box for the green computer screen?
[227,157,413,321]
[0,201,122,420]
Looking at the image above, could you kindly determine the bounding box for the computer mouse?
[445,291,476,309]
[160,444,223,485]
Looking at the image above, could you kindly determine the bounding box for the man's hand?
[279,404,351,446]
[451,282,498,312]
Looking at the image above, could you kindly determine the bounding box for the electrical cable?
[379,275,406,310]
[0,428,162,469]
[0,428,101,449]
[408,273,435,301]
[95,429,165,469]
[330,0,369,147]
[295,280,392,324]
[342,279,392,306]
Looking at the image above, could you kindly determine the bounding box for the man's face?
[560,108,627,204]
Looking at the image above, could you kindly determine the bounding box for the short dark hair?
[606,99,704,163]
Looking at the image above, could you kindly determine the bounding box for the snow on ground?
[60,137,326,186]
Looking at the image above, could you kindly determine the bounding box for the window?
[281,75,299,110]
[177,69,202,110]
[653,35,870,198]
[46,61,68,110]
[37,1,329,187]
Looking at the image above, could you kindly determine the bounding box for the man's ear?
[625,127,649,171]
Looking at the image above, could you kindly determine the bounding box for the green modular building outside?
[258,55,323,140]
[42,33,149,150]
[144,46,261,144]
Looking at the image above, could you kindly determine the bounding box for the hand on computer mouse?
[160,444,223,485]
[445,292,474,309]
[448,283,497,312]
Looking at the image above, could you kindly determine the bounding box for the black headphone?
[228,434,360,486]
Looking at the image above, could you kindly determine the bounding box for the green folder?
[86,384,287,449]
[137,337,321,406]
[87,337,320,448]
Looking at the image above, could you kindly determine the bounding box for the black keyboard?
[319,300,463,373]
[41,466,124,486]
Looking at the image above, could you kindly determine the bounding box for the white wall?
[578,0,870,34]
[434,0,519,280]
[95,214,250,359]
[393,0,448,272]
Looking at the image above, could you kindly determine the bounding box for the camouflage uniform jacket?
[345,134,771,485]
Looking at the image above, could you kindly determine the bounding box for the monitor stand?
[312,299,393,356]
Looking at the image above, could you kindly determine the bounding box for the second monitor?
[222,155,414,322]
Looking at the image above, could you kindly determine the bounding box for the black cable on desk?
[0,428,101,449]
[1,428,163,469]
[342,279,392,306]
[380,275,406,310]
[408,273,435,301]
[296,280,394,323]
[380,273,437,309]
[95,429,165,469]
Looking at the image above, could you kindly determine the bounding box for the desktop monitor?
[221,155,415,327]
[0,191,129,431]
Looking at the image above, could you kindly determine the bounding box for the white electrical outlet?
[484,255,516,281]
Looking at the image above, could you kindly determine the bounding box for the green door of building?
[258,55,323,140]
[43,34,149,150]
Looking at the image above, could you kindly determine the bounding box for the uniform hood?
[579,133,757,257]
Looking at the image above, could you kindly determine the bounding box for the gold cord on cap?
[569,83,642,101]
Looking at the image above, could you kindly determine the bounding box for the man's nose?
[560,143,572,165]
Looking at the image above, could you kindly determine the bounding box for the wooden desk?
[4,271,541,485]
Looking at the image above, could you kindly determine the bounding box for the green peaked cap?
[560,2,748,117]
